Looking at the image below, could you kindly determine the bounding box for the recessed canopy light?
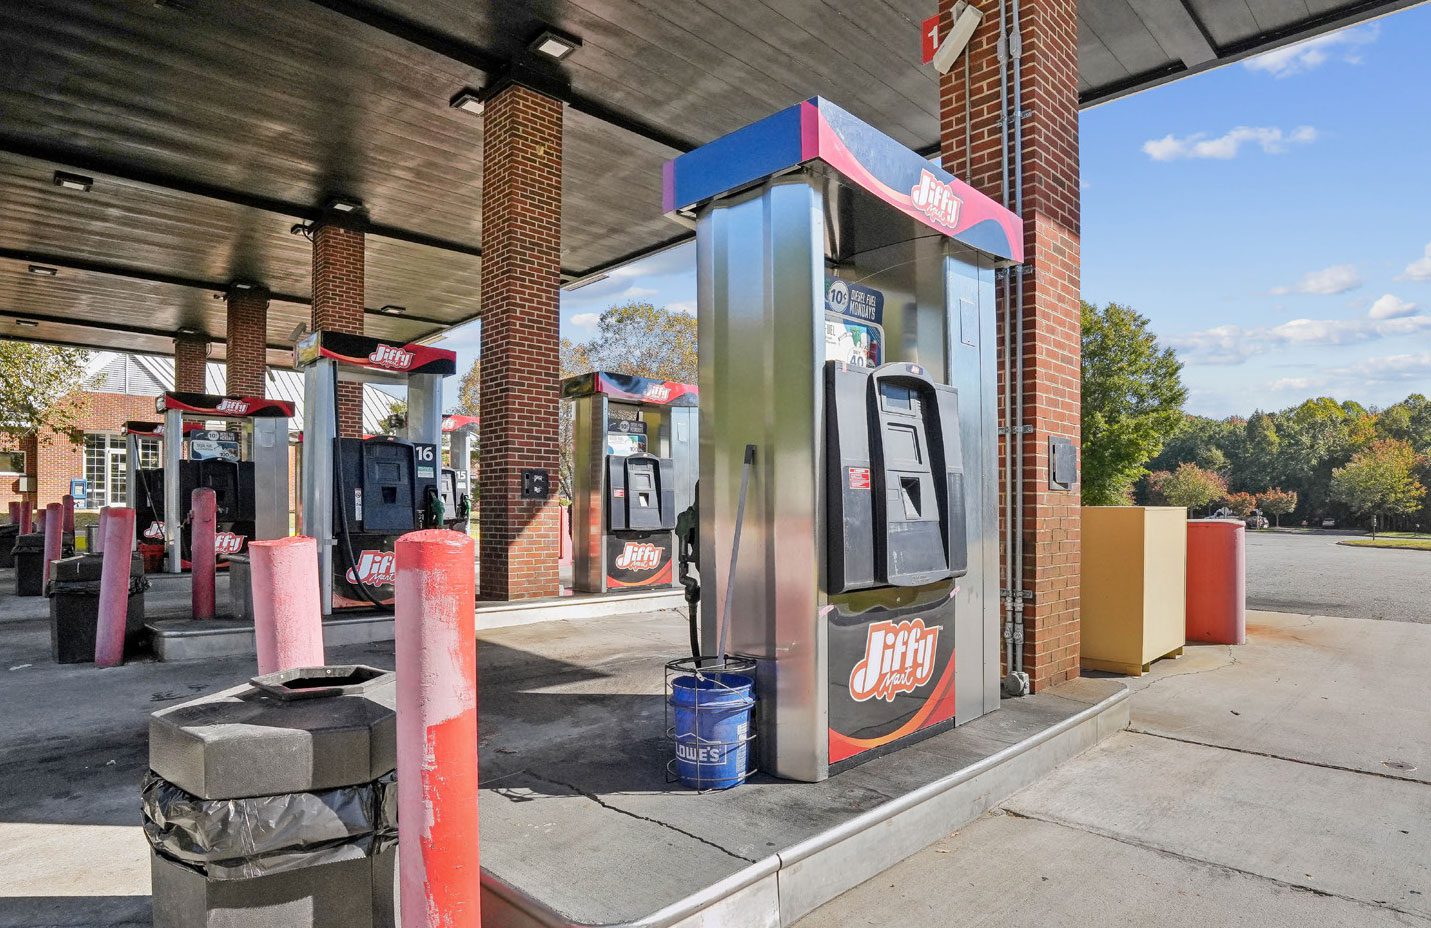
[52,171,93,192]
[326,196,363,214]
[450,90,485,116]
[561,273,609,292]
[232,281,255,290]
[379,305,406,316]
[14,319,38,328]
[27,265,58,276]
[176,327,199,336]
[530,28,581,61]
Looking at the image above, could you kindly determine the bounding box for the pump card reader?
[826,360,967,592]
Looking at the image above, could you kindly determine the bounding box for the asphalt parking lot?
[1246,530,1430,623]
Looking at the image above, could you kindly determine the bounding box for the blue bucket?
[669,672,755,790]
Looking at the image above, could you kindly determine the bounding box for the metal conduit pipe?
[995,0,1020,691]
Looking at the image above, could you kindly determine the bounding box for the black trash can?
[0,523,18,568]
[13,533,46,596]
[49,553,150,664]
[146,666,397,928]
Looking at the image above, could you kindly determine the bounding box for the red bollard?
[19,505,31,534]
[95,507,109,555]
[95,507,137,668]
[62,494,75,537]
[42,503,62,593]
[191,488,217,620]
[7,501,19,526]
[396,529,480,928]
[249,535,325,675]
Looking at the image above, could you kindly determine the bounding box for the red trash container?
[1186,519,1246,645]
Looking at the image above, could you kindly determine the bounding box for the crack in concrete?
[520,770,758,863]
[1127,728,1430,787]
[1000,807,1431,923]
[1128,645,1240,694]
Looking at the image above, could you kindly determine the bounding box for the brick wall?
[174,336,208,394]
[478,81,563,601]
[312,221,366,438]
[0,392,161,517]
[225,287,270,398]
[939,0,1082,691]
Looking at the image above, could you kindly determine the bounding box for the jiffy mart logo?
[216,398,250,415]
[909,169,963,231]
[368,344,414,370]
[346,549,397,586]
[642,383,671,403]
[614,541,662,571]
[849,618,940,703]
[214,532,246,555]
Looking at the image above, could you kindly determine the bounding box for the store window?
[0,450,25,475]
[82,434,158,510]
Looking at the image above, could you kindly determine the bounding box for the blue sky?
[438,6,1431,418]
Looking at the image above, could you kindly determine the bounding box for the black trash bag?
[142,771,397,881]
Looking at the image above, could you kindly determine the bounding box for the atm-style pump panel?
[606,453,677,532]
[826,361,968,592]
[334,438,440,535]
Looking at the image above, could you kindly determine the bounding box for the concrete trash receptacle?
[49,553,149,663]
[145,665,397,928]
[1187,519,1246,645]
[13,532,46,596]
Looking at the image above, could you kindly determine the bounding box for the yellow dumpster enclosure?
[1080,506,1187,677]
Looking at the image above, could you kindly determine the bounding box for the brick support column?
[225,286,269,398]
[478,82,562,601]
[312,221,366,437]
[173,336,208,394]
[939,0,1081,691]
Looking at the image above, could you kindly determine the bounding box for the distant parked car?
[1246,511,1268,530]
[1321,518,1337,529]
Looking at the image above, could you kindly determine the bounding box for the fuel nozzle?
[424,485,444,529]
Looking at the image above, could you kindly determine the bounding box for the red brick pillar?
[173,335,208,394]
[225,285,269,398]
[312,219,366,438]
[478,81,562,601]
[939,0,1081,691]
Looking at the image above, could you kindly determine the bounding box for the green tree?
[1080,301,1187,505]
[1329,439,1426,537]
[1232,412,1281,492]
[1147,413,1234,475]
[0,342,92,443]
[1153,463,1227,514]
[1258,488,1297,527]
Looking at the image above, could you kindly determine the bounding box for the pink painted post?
[191,488,217,620]
[95,507,136,668]
[62,494,75,536]
[95,507,109,555]
[19,505,31,534]
[249,535,325,675]
[42,503,62,593]
[7,501,19,526]
[396,529,479,928]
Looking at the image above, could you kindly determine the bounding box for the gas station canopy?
[0,0,1411,362]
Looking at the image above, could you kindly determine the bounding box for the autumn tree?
[1329,439,1426,537]
[455,359,479,417]
[0,342,92,443]
[1223,491,1259,519]
[1258,488,1297,527]
[1152,463,1227,515]
[1080,301,1187,505]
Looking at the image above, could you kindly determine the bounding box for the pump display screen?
[880,383,913,411]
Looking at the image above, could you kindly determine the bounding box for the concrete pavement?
[1246,530,1430,623]
[797,611,1431,927]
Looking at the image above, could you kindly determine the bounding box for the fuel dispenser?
[124,420,203,557]
[151,394,293,573]
[440,414,478,533]
[666,98,1022,780]
[562,372,697,593]
[295,331,457,614]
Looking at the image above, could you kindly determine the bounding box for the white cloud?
[666,300,697,316]
[622,286,658,299]
[1401,242,1431,282]
[1368,294,1417,320]
[569,312,599,327]
[1167,313,1431,365]
[1243,25,1379,78]
[1142,125,1317,161]
[1329,352,1431,384]
[1268,377,1318,392]
[1293,264,1361,295]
